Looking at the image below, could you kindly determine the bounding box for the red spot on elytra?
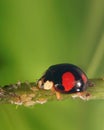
[62,72,75,91]
[81,74,87,83]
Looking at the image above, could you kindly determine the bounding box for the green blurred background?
[0,0,104,130]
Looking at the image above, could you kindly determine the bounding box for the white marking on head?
[44,81,53,90]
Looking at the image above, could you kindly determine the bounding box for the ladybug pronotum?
[37,63,89,100]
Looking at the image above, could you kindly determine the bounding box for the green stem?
[87,78,104,99]
[0,79,104,106]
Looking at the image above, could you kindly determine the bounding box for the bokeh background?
[0,0,104,130]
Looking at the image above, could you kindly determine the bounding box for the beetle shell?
[38,64,88,94]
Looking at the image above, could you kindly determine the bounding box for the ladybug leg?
[51,86,62,100]
[55,91,62,100]
[37,78,45,88]
[38,80,43,88]
[78,91,91,100]
[72,91,91,100]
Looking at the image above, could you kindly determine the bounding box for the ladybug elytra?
[37,63,88,94]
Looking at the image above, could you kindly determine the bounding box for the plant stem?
[0,78,104,106]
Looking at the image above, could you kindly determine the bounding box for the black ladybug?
[38,64,88,95]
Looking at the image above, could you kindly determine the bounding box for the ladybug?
[37,63,89,99]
